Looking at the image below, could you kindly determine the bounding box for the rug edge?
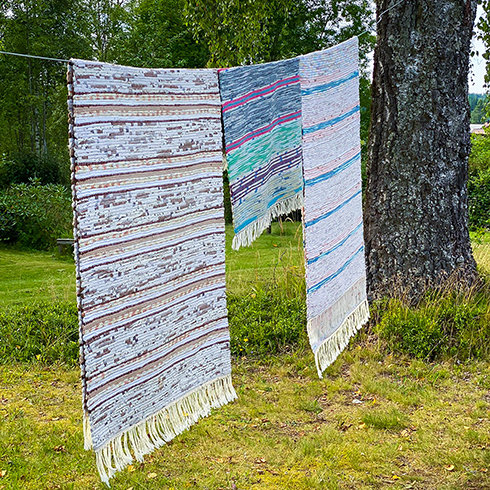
[86,374,237,485]
[231,191,304,250]
[311,299,370,378]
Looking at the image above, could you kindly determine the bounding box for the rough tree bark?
[364,0,478,301]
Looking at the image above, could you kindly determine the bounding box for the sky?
[469,5,486,94]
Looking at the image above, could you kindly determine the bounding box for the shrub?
[468,167,490,230]
[374,285,490,361]
[0,301,79,364]
[227,283,307,357]
[0,181,72,250]
[0,152,70,189]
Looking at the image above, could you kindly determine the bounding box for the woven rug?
[219,58,304,249]
[300,38,370,377]
[68,60,236,484]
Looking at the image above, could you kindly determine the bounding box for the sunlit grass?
[0,246,75,306]
[0,228,489,488]
[1,349,489,489]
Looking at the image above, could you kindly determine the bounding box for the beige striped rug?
[68,59,236,484]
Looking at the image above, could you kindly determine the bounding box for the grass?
[0,221,302,304]
[0,226,490,489]
[1,349,489,489]
[0,246,75,306]
[225,220,304,295]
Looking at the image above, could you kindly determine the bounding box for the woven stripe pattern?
[219,58,304,250]
[300,38,369,377]
[68,60,236,484]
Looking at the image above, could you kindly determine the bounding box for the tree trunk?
[364,0,478,301]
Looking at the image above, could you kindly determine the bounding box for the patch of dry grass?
[1,344,489,489]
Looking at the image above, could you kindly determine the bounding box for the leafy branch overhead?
[184,0,375,67]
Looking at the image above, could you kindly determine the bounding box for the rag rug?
[300,38,370,377]
[68,60,236,484]
[219,58,304,249]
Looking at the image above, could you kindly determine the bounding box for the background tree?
[0,0,92,185]
[118,0,209,68]
[364,0,478,301]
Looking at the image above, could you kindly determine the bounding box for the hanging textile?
[299,38,370,378]
[219,58,304,250]
[68,59,236,484]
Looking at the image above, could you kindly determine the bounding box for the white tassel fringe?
[85,374,237,486]
[313,299,370,378]
[231,192,304,250]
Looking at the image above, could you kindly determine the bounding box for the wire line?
[0,50,69,63]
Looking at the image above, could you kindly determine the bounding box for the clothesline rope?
[358,0,406,38]
[0,0,408,64]
[0,50,69,63]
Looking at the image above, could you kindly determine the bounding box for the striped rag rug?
[300,37,370,378]
[219,58,304,250]
[68,60,236,484]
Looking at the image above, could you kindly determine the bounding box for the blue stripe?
[301,70,359,97]
[307,222,363,266]
[307,246,364,294]
[305,189,362,229]
[303,105,359,135]
[305,152,361,187]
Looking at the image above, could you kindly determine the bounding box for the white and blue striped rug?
[300,37,370,377]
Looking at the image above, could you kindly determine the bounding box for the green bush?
[227,283,307,357]
[0,181,72,250]
[0,301,79,364]
[468,167,490,230]
[0,152,70,189]
[374,287,490,361]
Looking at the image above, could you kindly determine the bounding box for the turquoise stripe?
[227,119,302,181]
[307,246,364,294]
[303,106,359,135]
[307,222,363,265]
[305,152,361,187]
[301,70,358,97]
[305,189,361,229]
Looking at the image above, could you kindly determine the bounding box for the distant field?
[1,225,487,307]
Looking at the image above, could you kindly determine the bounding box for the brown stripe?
[84,283,226,343]
[78,204,223,242]
[75,115,220,127]
[74,173,221,200]
[87,339,230,412]
[74,104,219,115]
[81,216,224,261]
[80,228,223,273]
[76,160,222,186]
[82,268,225,333]
[85,315,228,384]
[74,90,219,98]
[74,148,221,167]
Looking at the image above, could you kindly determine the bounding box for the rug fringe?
[83,412,93,450]
[87,375,237,485]
[231,192,303,250]
[312,299,369,378]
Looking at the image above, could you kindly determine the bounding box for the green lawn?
[0,222,304,305]
[0,227,489,489]
[0,247,75,306]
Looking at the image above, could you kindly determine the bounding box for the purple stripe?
[230,148,303,204]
